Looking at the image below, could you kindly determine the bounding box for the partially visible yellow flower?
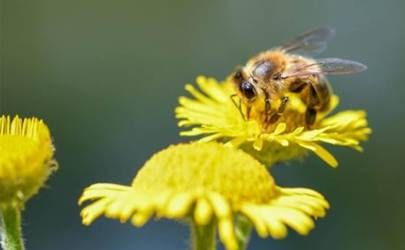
[0,115,56,208]
[176,76,371,167]
[79,142,329,250]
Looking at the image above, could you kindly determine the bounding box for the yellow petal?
[131,212,153,227]
[194,198,213,225]
[165,192,195,218]
[298,141,338,167]
[218,219,238,250]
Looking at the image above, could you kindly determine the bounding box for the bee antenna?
[230,94,247,121]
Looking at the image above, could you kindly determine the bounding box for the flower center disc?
[0,116,54,207]
[132,142,275,205]
[0,136,38,166]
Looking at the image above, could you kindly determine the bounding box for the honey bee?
[231,27,367,127]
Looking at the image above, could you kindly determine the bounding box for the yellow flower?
[176,76,371,167]
[79,142,329,250]
[0,115,56,208]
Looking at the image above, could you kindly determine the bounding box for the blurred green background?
[1,0,404,249]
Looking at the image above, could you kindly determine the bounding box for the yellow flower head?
[0,115,56,208]
[79,142,329,250]
[176,76,371,167]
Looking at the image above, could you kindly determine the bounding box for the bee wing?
[281,27,336,54]
[281,58,367,78]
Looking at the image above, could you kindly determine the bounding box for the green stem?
[0,207,25,250]
[191,220,216,250]
[235,214,253,250]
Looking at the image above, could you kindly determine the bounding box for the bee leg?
[269,113,281,124]
[263,97,272,124]
[305,86,320,127]
[230,94,247,121]
[278,96,289,113]
[246,106,252,120]
[265,97,271,113]
[267,96,289,124]
[305,108,317,126]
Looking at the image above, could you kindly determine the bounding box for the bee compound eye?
[240,81,257,100]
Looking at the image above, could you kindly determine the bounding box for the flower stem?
[235,214,252,250]
[191,220,216,250]
[0,207,25,250]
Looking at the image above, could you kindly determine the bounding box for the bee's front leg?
[231,94,248,121]
[263,97,271,122]
[266,96,289,124]
[246,105,252,120]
